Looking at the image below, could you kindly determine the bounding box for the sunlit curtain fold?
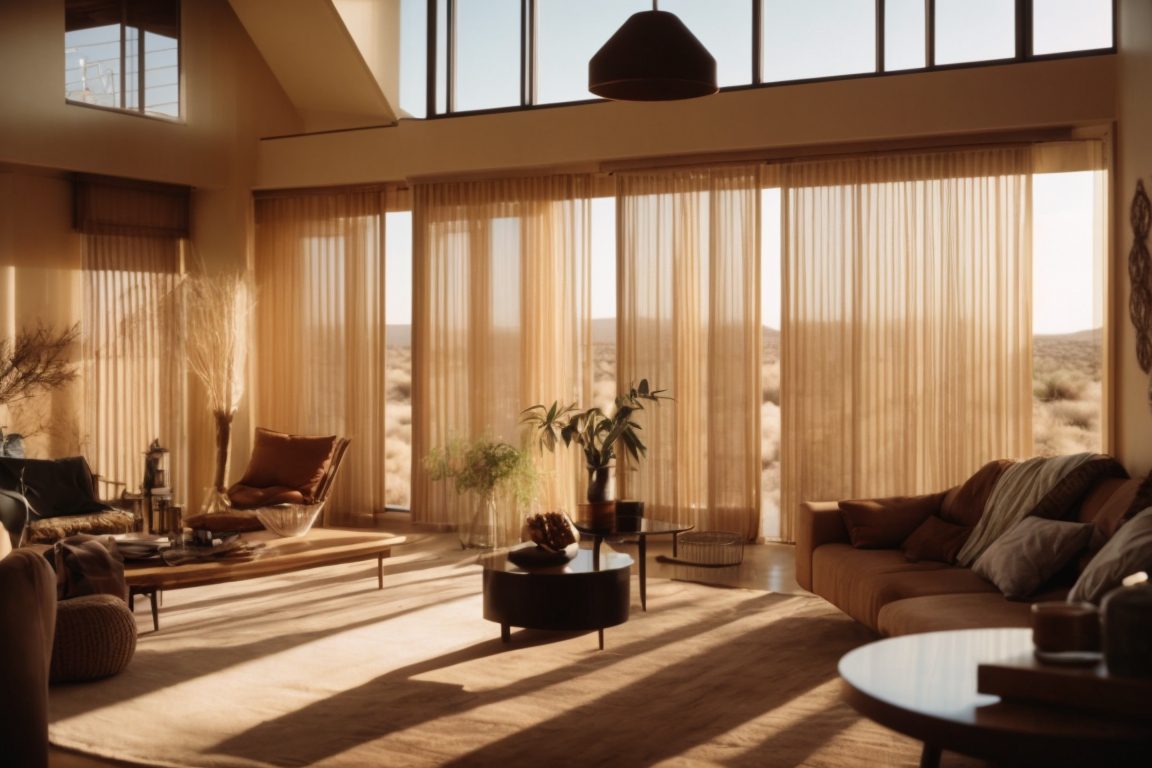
[777,147,1033,542]
[78,175,186,499]
[253,190,389,524]
[616,165,761,541]
[411,176,592,538]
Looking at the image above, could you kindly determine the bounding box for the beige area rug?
[48,535,976,768]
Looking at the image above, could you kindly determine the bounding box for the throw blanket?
[955,452,1096,566]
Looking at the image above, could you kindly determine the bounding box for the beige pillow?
[1068,506,1152,604]
[971,516,1094,600]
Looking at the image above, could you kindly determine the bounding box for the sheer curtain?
[77,176,187,499]
[410,175,591,538]
[777,147,1033,542]
[253,189,390,525]
[616,165,761,540]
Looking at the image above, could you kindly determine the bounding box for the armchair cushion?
[228,428,336,508]
[0,456,110,519]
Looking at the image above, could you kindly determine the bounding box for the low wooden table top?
[838,628,1152,767]
[124,527,406,591]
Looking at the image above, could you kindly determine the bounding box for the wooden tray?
[978,652,1152,717]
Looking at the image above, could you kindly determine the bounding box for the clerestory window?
[65,0,181,119]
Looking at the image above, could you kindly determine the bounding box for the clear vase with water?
[463,491,499,549]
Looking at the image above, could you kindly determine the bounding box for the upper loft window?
[399,0,1115,118]
[65,0,181,119]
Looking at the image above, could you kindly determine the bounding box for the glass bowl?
[256,502,325,537]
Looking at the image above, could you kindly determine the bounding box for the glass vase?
[200,486,232,516]
[463,491,498,550]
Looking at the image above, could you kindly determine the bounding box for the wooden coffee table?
[126,527,406,631]
[480,547,632,650]
[838,628,1152,767]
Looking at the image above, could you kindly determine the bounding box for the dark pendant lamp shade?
[589,10,718,101]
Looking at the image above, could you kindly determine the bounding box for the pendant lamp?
[588,3,717,101]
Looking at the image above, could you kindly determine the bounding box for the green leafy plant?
[424,436,538,505]
[521,379,668,503]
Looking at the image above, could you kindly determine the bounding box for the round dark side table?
[480,547,632,650]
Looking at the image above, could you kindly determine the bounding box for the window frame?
[422,0,1115,118]
[64,0,183,121]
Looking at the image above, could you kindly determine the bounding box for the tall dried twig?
[180,271,253,491]
[0,322,80,408]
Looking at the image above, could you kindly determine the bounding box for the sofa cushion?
[901,515,971,563]
[838,492,945,548]
[1077,476,1142,538]
[227,484,309,510]
[812,543,959,628]
[876,591,1060,637]
[231,428,336,503]
[971,517,1094,600]
[1067,506,1152,604]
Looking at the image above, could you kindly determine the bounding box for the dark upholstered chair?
[0,456,135,544]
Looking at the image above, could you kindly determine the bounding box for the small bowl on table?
[256,502,325,537]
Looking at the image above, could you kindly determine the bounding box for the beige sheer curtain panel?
[77,175,187,499]
[411,176,591,538]
[777,147,1033,542]
[254,190,389,523]
[616,166,761,541]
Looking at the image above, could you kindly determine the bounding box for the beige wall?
[0,0,300,496]
[1116,0,1152,476]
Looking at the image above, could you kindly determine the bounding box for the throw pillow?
[1028,454,1129,521]
[183,510,265,533]
[839,492,946,549]
[234,428,337,501]
[0,456,111,519]
[939,458,1014,527]
[971,516,1095,600]
[1124,470,1152,523]
[1067,506,1152,604]
[50,534,128,602]
[901,515,971,563]
[227,484,308,510]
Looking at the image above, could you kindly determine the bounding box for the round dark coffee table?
[480,547,632,650]
[574,517,694,610]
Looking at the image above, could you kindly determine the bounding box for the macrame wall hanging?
[1129,178,1152,411]
[1129,179,1152,377]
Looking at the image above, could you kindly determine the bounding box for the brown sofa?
[795,458,1144,636]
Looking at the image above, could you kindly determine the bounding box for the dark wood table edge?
[126,530,405,631]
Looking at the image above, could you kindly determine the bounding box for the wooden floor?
[49,515,804,767]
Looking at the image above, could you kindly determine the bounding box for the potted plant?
[424,436,538,549]
[521,379,667,528]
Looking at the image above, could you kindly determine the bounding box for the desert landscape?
[383,326,1103,536]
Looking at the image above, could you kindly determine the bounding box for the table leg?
[919,743,941,768]
[377,554,384,589]
[672,531,680,558]
[598,629,604,651]
[501,623,510,643]
[638,535,648,611]
[148,591,159,632]
[592,534,603,570]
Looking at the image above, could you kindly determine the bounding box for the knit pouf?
[51,594,137,683]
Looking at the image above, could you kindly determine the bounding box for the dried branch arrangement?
[0,322,80,407]
[180,271,253,492]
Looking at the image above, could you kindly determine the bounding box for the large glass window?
[884,0,926,71]
[399,0,427,118]
[452,0,521,112]
[65,0,180,118]
[1033,0,1113,55]
[536,0,646,105]
[385,211,414,510]
[934,0,1015,65]
[762,0,875,82]
[662,0,753,88]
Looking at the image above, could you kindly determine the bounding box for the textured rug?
[48,534,963,767]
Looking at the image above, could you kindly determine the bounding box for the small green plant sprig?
[424,436,539,505]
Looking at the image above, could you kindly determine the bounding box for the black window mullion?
[752,0,762,85]
[876,0,885,73]
[446,0,456,114]
[426,0,437,116]
[522,0,534,106]
[1017,0,1033,59]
